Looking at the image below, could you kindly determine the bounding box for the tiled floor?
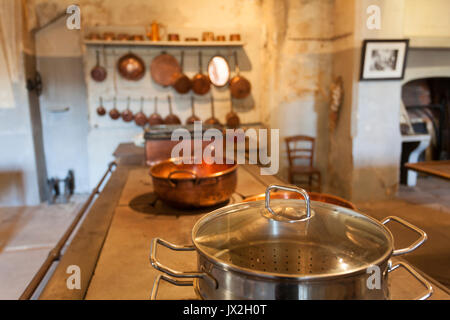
[0,195,86,300]
[356,176,450,289]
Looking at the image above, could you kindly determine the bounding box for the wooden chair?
[285,135,321,192]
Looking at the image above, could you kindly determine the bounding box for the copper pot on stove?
[150,157,237,208]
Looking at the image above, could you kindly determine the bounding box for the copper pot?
[87,33,102,40]
[117,33,130,41]
[103,32,115,41]
[150,158,237,208]
[230,34,241,41]
[202,32,215,42]
[130,34,145,41]
[168,34,180,41]
[243,190,357,210]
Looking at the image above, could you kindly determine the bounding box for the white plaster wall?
[404,0,450,37]
[36,18,90,193]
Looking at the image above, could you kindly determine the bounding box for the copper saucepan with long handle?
[135,97,148,127]
[226,95,240,128]
[186,96,201,124]
[148,97,164,126]
[205,95,221,125]
[91,49,107,82]
[229,51,251,99]
[172,51,192,94]
[192,51,211,95]
[164,95,181,125]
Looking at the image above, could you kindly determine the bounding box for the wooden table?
[405,160,450,180]
[37,163,450,300]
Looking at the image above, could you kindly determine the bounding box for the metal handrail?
[19,162,117,300]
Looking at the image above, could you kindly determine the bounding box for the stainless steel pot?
[150,185,433,300]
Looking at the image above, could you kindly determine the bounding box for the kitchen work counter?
[406,160,450,180]
[38,164,450,300]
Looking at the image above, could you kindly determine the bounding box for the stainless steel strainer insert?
[215,241,367,275]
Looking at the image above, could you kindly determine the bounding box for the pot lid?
[192,185,393,279]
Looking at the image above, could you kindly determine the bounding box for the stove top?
[128,191,245,216]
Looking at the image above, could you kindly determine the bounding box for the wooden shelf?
[84,40,245,48]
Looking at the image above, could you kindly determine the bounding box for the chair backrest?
[285,135,315,167]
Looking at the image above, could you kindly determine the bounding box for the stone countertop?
[39,164,450,300]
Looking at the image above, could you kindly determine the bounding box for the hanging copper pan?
[171,51,192,94]
[117,52,146,81]
[122,97,134,122]
[148,97,164,126]
[96,96,106,116]
[91,50,107,82]
[229,51,251,99]
[186,96,201,125]
[109,97,120,120]
[226,96,240,128]
[135,97,148,127]
[205,95,221,125]
[150,52,181,87]
[192,52,211,95]
[164,96,181,125]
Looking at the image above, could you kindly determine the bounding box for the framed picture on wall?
[360,39,409,81]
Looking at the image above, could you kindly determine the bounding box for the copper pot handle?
[381,216,427,256]
[167,170,198,187]
[388,260,433,300]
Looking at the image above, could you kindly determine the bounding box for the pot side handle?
[150,274,194,300]
[381,216,427,256]
[388,261,433,300]
[150,238,202,278]
[150,238,218,289]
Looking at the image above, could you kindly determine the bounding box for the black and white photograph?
[360,39,409,80]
